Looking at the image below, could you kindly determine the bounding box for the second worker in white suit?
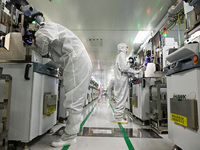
[35,22,92,147]
[107,79,115,100]
[114,43,135,124]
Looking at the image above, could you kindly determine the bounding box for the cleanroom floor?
[13,96,174,150]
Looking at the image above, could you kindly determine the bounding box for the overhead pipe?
[137,0,183,54]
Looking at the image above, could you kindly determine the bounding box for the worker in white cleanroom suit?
[35,22,92,147]
[107,79,115,100]
[114,43,135,124]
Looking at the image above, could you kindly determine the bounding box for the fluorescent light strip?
[133,31,151,44]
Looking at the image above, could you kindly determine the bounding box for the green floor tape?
[80,103,97,130]
[109,102,135,150]
[118,123,135,150]
[61,103,97,150]
[62,145,70,150]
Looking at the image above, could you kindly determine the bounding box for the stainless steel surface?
[149,80,168,134]
[10,5,14,33]
[170,98,199,131]
[78,127,162,138]
[129,86,133,112]
[187,23,200,36]
[43,94,57,115]
[167,68,200,150]
[0,32,26,61]
[133,94,138,108]
[0,24,6,34]
[0,67,12,150]
[166,43,200,63]
[0,61,58,142]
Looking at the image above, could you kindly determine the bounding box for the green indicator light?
[148,24,151,29]
[163,28,167,37]
[32,21,36,24]
[178,98,182,102]
[160,6,164,12]
[131,38,133,43]
[137,23,140,28]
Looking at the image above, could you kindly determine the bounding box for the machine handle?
[142,79,146,88]
[24,64,32,80]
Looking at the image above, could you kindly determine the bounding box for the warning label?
[170,113,187,127]
[46,106,56,115]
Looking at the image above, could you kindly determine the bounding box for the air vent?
[88,38,103,47]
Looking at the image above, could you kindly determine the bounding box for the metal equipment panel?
[43,94,57,115]
[132,94,138,108]
[170,98,198,131]
[0,63,34,141]
[0,33,26,61]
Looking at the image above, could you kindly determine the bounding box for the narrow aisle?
[70,95,174,150]
[69,96,128,150]
[83,96,118,128]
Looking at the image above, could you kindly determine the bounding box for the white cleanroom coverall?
[114,43,135,120]
[35,22,92,136]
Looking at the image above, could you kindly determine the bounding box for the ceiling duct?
[88,38,103,47]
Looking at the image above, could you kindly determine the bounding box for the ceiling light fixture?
[133,31,151,44]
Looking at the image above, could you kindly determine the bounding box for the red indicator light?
[163,28,167,37]
[193,55,198,64]
[174,1,179,6]
[147,9,150,14]
[136,79,139,83]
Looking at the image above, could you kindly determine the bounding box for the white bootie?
[51,132,77,147]
[51,137,77,147]
[114,119,128,124]
[61,133,77,140]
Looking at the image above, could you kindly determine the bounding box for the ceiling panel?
[28,0,172,30]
